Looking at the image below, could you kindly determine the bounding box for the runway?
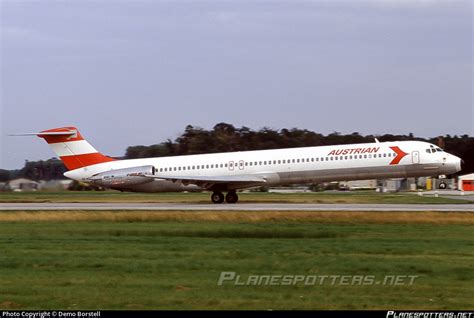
[0,203,472,212]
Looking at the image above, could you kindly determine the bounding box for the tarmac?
[0,203,472,212]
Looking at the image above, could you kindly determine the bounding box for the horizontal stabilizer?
[9,131,76,137]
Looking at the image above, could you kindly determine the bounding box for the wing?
[144,174,267,190]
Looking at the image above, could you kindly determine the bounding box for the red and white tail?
[36,127,115,170]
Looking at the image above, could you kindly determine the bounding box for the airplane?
[15,126,462,203]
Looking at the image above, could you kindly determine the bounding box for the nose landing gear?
[437,175,448,190]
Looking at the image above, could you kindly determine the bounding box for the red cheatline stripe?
[389,146,408,165]
[38,127,84,144]
[60,153,115,170]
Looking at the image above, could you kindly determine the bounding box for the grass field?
[0,191,468,204]
[0,211,472,310]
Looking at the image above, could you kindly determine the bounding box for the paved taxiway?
[0,203,472,212]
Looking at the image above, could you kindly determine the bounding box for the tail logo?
[37,127,115,170]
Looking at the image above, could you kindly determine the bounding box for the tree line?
[1,123,472,182]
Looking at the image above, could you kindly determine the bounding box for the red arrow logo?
[389,146,408,165]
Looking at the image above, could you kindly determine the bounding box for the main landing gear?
[211,191,238,204]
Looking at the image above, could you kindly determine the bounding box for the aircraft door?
[411,151,420,164]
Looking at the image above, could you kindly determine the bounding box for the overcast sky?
[0,0,472,169]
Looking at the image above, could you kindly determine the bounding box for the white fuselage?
[64,140,462,193]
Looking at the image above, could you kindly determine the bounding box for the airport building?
[458,173,474,191]
[7,178,39,191]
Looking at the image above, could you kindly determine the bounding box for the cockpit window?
[426,145,444,153]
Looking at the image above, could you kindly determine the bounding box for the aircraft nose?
[445,154,462,173]
[453,156,463,173]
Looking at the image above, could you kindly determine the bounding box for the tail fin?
[36,127,115,170]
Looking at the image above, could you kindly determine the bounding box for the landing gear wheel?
[439,182,447,189]
[211,191,224,204]
[225,191,238,204]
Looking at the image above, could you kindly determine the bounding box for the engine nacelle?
[88,165,155,187]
